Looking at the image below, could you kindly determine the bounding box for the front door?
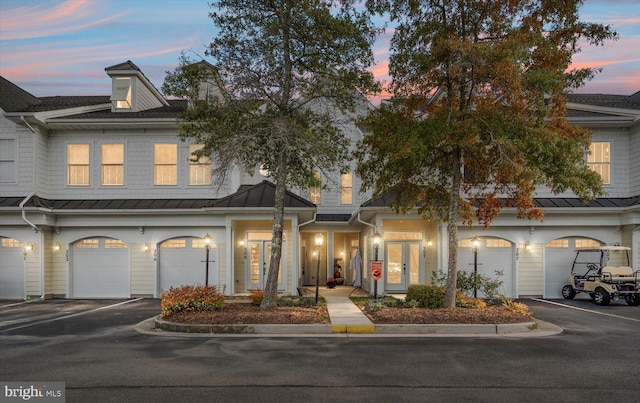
[247,241,284,291]
[385,241,421,292]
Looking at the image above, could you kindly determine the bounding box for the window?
[1,238,21,248]
[161,239,186,248]
[0,139,15,182]
[67,144,90,186]
[310,171,321,204]
[101,144,124,185]
[588,142,610,184]
[546,239,568,248]
[486,239,511,248]
[188,144,211,185]
[111,77,132,110]
[74,239,99,248]
[154,144,177,185]
[105,239,128,248]
[575,239,600,248]
[341,172,353,204]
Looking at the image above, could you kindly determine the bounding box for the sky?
[1,0,639,103]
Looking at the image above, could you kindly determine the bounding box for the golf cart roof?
[574,246,631,252]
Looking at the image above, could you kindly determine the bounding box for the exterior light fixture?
[23,242,34,255]
[143,243,151,253]
[472,236,480,298]
[203,233,213,286]
[53,242,62,252]
[314,233,324,303]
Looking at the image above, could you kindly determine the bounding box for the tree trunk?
[261,152,287,309]
[445,148,462,308]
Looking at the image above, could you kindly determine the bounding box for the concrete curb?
[154,316,332,334]
[149,316,562,338]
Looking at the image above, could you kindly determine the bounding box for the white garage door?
[159,237,217,293]
[544,237,602,298]
[0,238,24,299]
[72,238,130,298]
[458,237,514,297]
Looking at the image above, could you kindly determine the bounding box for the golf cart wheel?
[593,288,611,306]
[589,293,596,300]
[561,285,576,299]
[625,294,640,306]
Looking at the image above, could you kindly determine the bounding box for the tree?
[357,0,617,307]
[163,0,379,308]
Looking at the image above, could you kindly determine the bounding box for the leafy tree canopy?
[163,0,380,307]
[358,0,617,307]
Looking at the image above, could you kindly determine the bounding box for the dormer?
[105,60,169,112]
[179,60,229,107]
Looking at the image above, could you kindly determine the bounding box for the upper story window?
[0,139,15,182]
[101,144,124,186]
[310,171,321,205]
[67,144,90,186]
[154,144,177,185]
[341,172,353,204]
[188,144,211,185]
[588,142,610,185]
[111,77,132,110]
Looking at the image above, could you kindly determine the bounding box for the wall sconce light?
[143,242,151,253]
[423,237,433,258]
[23,242,34,255]
[53,242,62,252]
[524,242,531,251]
[240,238,247,260]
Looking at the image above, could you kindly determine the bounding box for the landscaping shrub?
[406,285,487,309]
[500,297,532,317]
[161,284,224,317]
[406,285,446,308]
[248,289,264,306]
[432,269,504,301]
[278,296,318,307]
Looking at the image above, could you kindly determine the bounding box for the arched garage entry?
[544,237,602,298]
[0,237,25,299]
[71,237,130,298]
[458,237,515,297]
[158,236,218,293]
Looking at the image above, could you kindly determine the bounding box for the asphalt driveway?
[1,297,639,402]
[0,298,160,336]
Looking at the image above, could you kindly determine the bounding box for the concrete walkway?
[316,286,375,333]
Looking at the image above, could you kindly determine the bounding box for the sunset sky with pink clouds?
[1,0,638,101]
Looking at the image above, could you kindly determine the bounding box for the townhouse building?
[1,60,639,301]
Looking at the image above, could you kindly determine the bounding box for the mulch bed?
[163,301,532,325]
[362,305,532,324]
[165,302,330,324]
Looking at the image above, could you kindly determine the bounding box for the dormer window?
[111,77,132,111]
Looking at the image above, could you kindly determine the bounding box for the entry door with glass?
[247,238,285,291]
[385,241,421,292]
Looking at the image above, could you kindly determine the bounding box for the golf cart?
[562,245,640,306]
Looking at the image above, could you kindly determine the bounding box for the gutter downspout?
[20,116,45,300]
[19,115,40,233]
[299,212,317,229]
[295,213,316,293]
[19,192,40,233]
[357,211,377,233]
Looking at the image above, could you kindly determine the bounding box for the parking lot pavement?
[0,298,160,336]
[529,296,640,320]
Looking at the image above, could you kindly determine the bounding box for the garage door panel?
[458,239,514,297]
[0,239,25,299]
[544,238,602,298]
[72,239,129,298]
[159,238,216,292]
